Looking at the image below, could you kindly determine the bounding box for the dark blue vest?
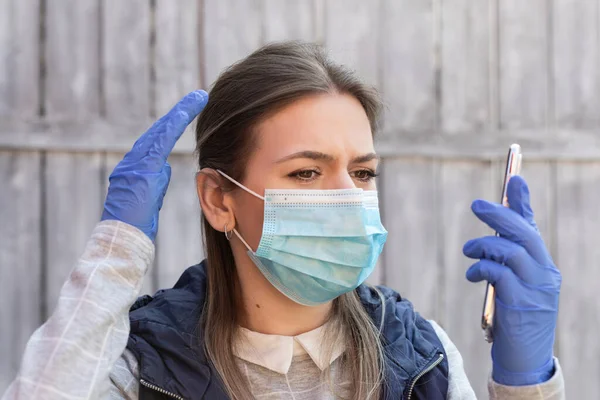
[126,262,449,399]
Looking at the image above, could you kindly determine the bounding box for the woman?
[3,42,563,399]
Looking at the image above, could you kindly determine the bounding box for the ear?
[196,169,236,233]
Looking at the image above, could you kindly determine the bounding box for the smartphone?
[481,143,522,342]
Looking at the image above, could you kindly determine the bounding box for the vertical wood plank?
[0,151,42,392]
[499,0,549,129]
[154,0,201,154]
[103,153,155,295]
[262,0,316,42]
[156,155,204,289]
[44,0,106,315]
[555,162,600,399]
[203,0,262,86]
[102,0,151,120]
[45,0,100,119]
[440,160,496,399]
[45,153,103,311]
[380,0,436,136]
[0,0,40,117]
[381,158,440,320]
[553,0,600,128]
[155,0,200,116]
[324,0,380,86]
[441,0,491,133]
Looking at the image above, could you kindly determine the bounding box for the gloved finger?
[506,175,538,231]
[154,90,208,160]
[463,236,557,287]
[471,199,552,266]
[466,259,513,283]
[124,90,208,163]
[465,259,519,305]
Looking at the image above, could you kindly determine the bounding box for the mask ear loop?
[223,222,254,252]
[217,170,265,201]
[217,170,261,253]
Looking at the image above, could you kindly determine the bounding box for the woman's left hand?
[463,175,561,386]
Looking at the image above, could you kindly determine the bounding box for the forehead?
[253,93,375,160]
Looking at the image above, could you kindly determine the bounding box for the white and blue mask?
[218,170,388,306]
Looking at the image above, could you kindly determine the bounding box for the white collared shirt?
[233,323,351,398]
[234,323,346,375]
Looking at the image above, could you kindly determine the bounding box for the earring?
[224,223,233,241]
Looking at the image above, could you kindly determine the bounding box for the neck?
[231,241,332,336]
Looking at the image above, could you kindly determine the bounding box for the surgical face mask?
[217,170,388,306]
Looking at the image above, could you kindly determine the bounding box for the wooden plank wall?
[1,0,598,397]
[0,0,42,391]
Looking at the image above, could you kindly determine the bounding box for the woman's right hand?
[101,90,209,242]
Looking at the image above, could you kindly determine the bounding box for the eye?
[288,168,322,182]
[351,169,379,182]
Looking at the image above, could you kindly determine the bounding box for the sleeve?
[108,349,142,399]
[427,320,477,400]
[487,359,565,400]
[1,220,152,400]
[428,320,566,400]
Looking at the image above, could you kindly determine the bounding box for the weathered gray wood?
[203,0,262,86]
[555,162,600,399]
[380,0,437,137]
[381,158,440,320]
[324,0,380,87]
[440,160,496,399]
[441,0,491,132]
[103,153,155,295]
[0,0,39,117]
[155,0,200,115]
[154,0,201,154]
[499,0,549,129]
[9,122,600,160]
[44,0,105,317]
[0,151,42,392]
[263,0,316,42]
[155,155,204,289]
[45,0,100,119]
[553,0,600,128]
[102,0,151,120]
[9,118,600,161]
[45,153,103,312]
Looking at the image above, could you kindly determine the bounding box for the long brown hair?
[196,41,385,400]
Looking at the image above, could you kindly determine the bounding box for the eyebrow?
[351,152,380,164]
[275,151,379,164]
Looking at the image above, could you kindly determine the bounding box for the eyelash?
[288,168,379,183]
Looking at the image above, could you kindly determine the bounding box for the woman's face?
[231,93,379,250]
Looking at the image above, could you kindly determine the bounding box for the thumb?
[506,175,538,230]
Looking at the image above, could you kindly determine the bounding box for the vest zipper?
[406,353,444,400]
[140,378,185,400]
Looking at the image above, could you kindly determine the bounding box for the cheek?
[235,197,265,250]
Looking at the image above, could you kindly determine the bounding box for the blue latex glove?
[463,175,561,386]
[101,90,209,241]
